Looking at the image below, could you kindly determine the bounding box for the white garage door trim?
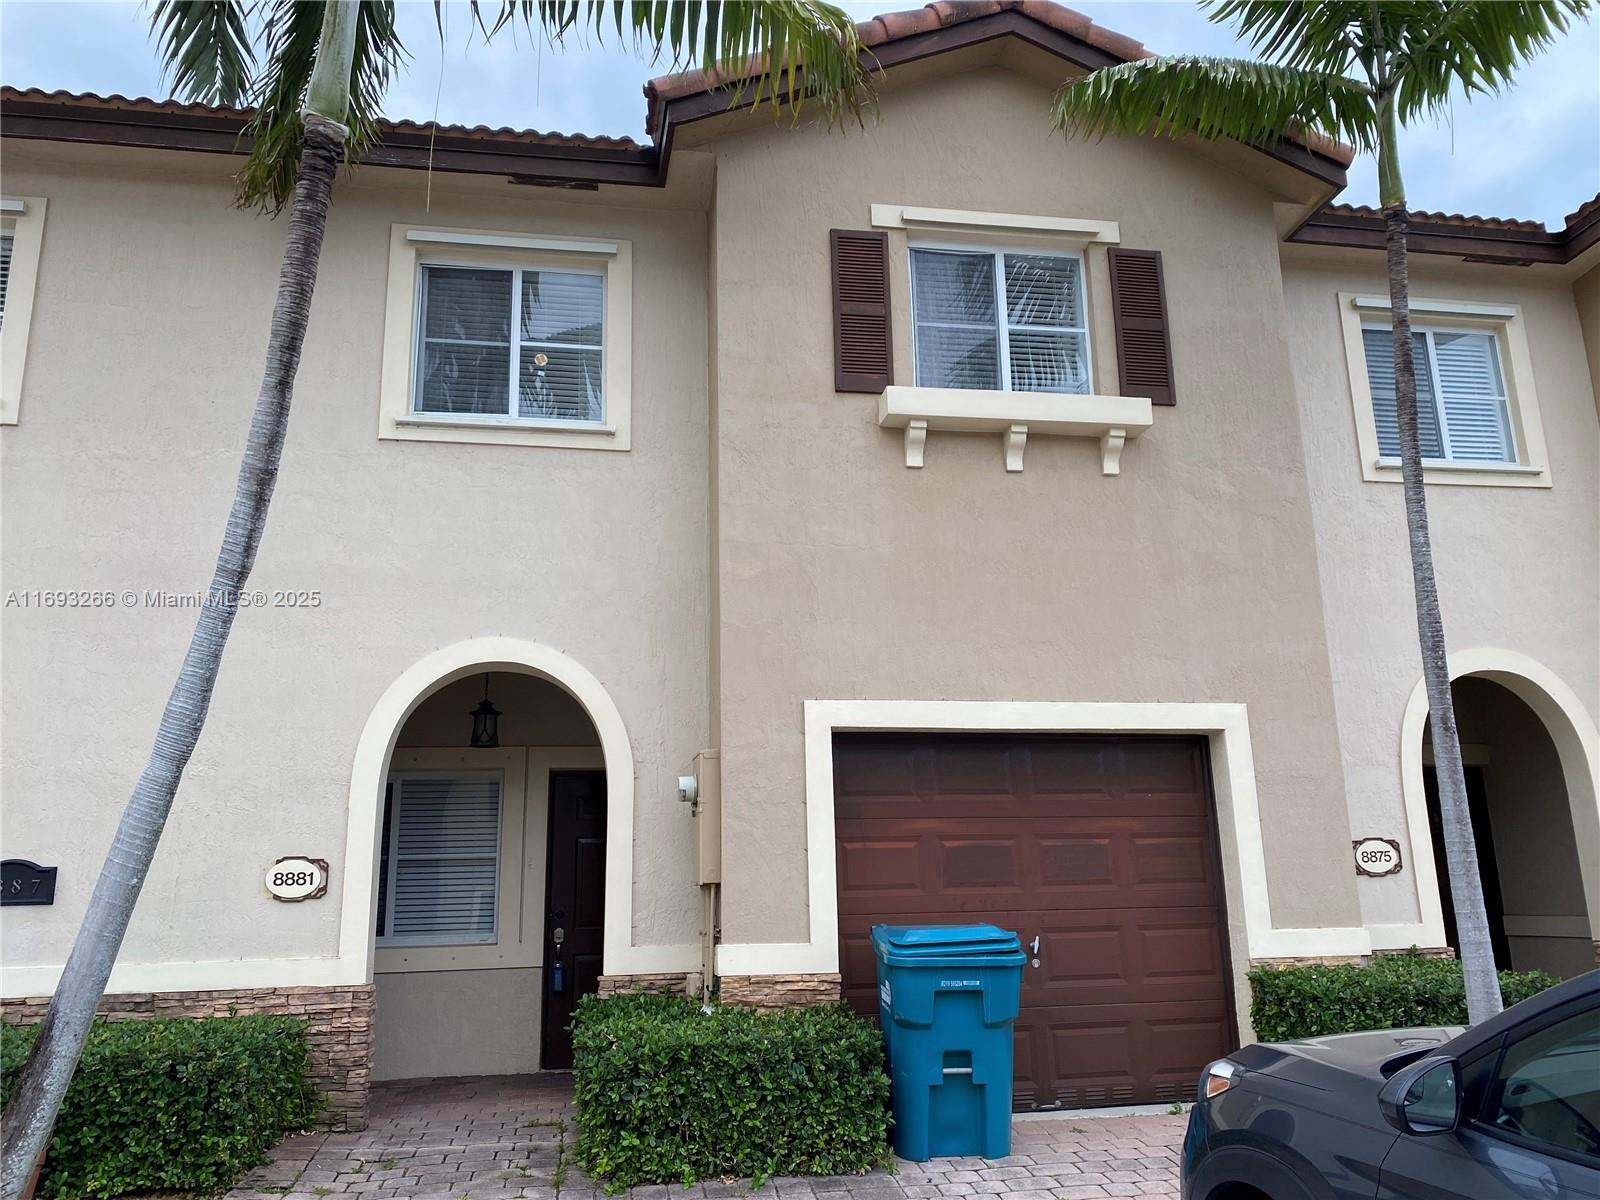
[716,700,1371,1030]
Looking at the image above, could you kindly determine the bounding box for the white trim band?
[871,204,1120,244]
[405,229,618,255]
[1351,295,1517,319]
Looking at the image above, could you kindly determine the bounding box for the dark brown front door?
[541,770,606,1069]
[835,733,1234,1109]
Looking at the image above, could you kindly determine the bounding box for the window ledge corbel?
[878,386,1153,475]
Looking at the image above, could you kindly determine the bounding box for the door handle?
[1030,935,1040,956]
[552,926,565,947]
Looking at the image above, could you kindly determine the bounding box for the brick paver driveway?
[229,1077,1184,1200]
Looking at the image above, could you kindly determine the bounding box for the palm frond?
[479,0,872,128]
[1205,1,1372,77]
[1387,0,1592,118]
[1053,56,1376,157]
[149,0,256,106]
[234,0,405,213]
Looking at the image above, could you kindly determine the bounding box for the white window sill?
[878,385,1154,474]
[1367,457,1551,488]
[382,413,627,451]
[399,414,615,435]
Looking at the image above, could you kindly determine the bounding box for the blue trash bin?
[871,924,1026,1161]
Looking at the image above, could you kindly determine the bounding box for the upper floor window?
[379,225,633,451]
[910,246,1090,394]
[415,263,604,425]
[1338,293,1550,488]
[1361,325,1514,463]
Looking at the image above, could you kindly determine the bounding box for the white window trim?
[410,260,608,428]
[379,224,632,450]
[908,241,1095,398]
[1,196,48,426]
[1360,319,1518,465]
[1339,292,1551,488]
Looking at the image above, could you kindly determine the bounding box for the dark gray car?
[1182,968,1600,1199]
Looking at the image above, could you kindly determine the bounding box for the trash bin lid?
[870,923,1025,964]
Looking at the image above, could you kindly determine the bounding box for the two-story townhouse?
[2,1,1595,1130]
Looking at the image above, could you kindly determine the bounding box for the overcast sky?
[4,1,1596,225]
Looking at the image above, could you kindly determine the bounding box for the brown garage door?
[835,733,1235,1109]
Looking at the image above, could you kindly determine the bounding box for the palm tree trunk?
[0,113,347,1199]
[1381,185,1504,1025]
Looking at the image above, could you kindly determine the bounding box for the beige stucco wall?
[705,66,1361,951]
[0,141,710,987]
[374,967,539,1079]
[1281,248,1600,936]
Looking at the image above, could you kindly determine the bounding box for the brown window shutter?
[831,229,893,393]
[1108,248,1175,406]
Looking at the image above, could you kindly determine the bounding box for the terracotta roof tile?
[1564,193,1600,228]
[1321,201,1550,233]
[642,0,1355,167]
[1,86,648,152]
[644,0,1152,116]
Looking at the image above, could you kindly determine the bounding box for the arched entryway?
[335,639,636,1080]
[1400,650,1600,979]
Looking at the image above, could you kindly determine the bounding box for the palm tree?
[0,3,868,1191]
[1054,0,1588,1028]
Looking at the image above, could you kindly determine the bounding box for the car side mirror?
[1379,1056,1461,1136]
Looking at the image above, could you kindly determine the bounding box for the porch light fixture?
[469,673,501,748]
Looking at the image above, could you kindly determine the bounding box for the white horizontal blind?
[0,231,13,328]
[1004,253,1090,394]
[911,248,1089,394]
[417,266,512,415]
[414,263,605,423]
[379,774,501,945]
[1430,330,1512,461]
[1363,329,1443,458]
[1363,326,1511,463]
[911,249,999,389]
[519,270,603,422]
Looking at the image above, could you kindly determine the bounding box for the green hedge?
[572,993,891,1190]
[1,1015,319,1198]
[1250,952,1560,1042]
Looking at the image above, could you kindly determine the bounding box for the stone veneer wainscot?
[0,984,375,1131]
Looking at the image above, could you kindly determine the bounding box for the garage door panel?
[1028,915,1227,1006]
[1129,834,1213,885]
[1036,837,1116,886]
[1032,1002,1233,1108]
[939,838,1023,889]
[835,733,1234,1110]
[929,742,1021,796]
[836,837,923,895]
[837,825,1218,911]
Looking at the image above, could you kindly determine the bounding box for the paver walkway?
[229,1077,1184,1200]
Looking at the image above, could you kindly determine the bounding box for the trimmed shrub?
[1,1014,318,1198]
[1249,952,1560,1042]
[572,993,891,1190]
